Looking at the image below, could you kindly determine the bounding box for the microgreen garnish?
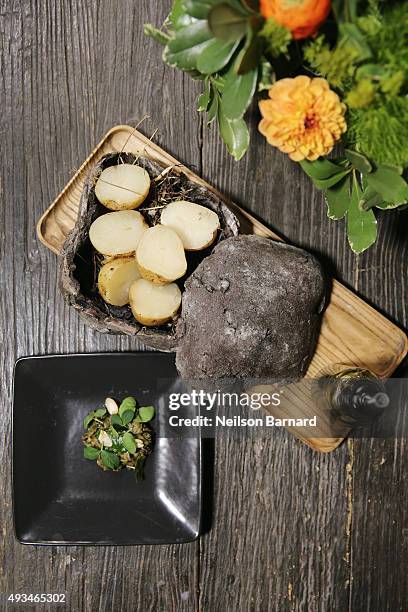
[135,406,155,423]
[82,396,155,478]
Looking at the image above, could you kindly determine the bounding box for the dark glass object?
[314,364,390,428]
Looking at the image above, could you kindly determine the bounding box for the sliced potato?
[89,210,148,257]
[98,256,141,306]
[95,164,151,210]
[136,225,187,284]
[161,200,220,250]
[129,278,181,326]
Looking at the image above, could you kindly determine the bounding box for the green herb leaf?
[119,397,136,418]
[345,149,372,174]
[94,408,107,418]
[196,38,240,74]
[218,105,249,160]
[143,24,170,46]
[122,431,137,454]
[83,408,106,429]
[121,410,135,426]
[111,414,125,429]
[347,175,377,254]
[136,406,156,423]
[83,447,100,461]
[366,166,408,205]
[324,177,350,220]
[222,65,257,120]
[208,4,248,42]
[83,412,95,429]
[299,158,348,181]
[101,450,121,470]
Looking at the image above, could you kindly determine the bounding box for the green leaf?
[83,447,100,461]
[170,0,194,29]
[101,450,121,470]
[347,175,377,254]
[211,73,227,91]
[218,105,249,160]
[359,184,383,211]
[83,408,106,429]
[111,414,125,429]
[136,406,156,423]
[94,408,107,418]
[184,0,213,19]
[121,410,135,426]
[299,158,348,181]
[165,21,213,71]
[333,0,358,22]
[366,166,408,206]
[119,397,136,419]
[222,65,257,120]
[227,0,250,12]
[380,164,404,176]
[122,432,137,454]
[207,88,219,124]
[374,200,406,211]
[208,4,248,42]
[345,149,372,174]
[324,177,350,220]
[196,39,239,74]
[235,33,262,74]
[197,78,211,111]
[83,412,95,429]
[340,22,372,61]
[356,63,388,80]
[143,24,170,46]
[313,169,351,190]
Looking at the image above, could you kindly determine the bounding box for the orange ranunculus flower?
[260,0,331,40]
[259,76,347,161]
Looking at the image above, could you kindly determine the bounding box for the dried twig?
[118,115,150,163]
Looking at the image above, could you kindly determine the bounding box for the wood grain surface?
[1,1,407,611]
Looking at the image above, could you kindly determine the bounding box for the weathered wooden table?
[1,2,407,611]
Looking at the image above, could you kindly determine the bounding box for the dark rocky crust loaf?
[59,152,239,352]
[175,235,327,379]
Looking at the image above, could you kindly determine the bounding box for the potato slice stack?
[89,164,221,326]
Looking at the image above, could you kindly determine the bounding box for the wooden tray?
[37,125,408,452]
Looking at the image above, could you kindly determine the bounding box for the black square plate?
[13,353,202,545]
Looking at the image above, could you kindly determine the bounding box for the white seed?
[98,431,113,447]
[105,397,119,415]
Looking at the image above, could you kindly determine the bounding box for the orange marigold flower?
[259,76,347,161]
[260,0,331,40]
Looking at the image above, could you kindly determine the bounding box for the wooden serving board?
[37,125,408,453]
